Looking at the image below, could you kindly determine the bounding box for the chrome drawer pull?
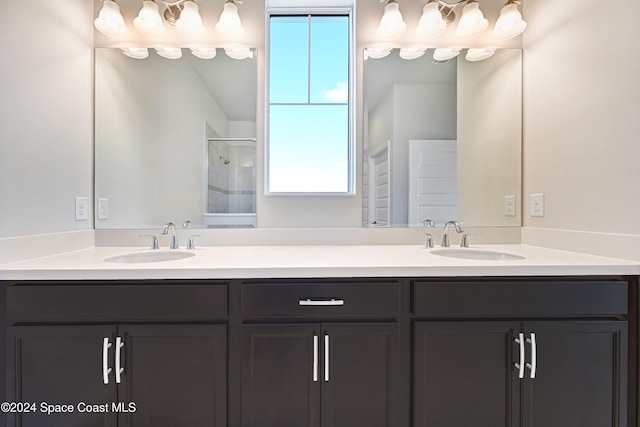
[324,334,330,382]
[299,299,345,306]
[313,334,319,382]
[526,333,537,379]
[103,337,113,385]
[115,336,125,384]
[514,333,525,379]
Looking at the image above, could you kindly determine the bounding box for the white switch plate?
[530,193,544,217]
[75,197,89,221]
[504,195,516,216]
[97,198,109,220]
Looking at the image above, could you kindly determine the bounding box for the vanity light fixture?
[399,47,426,60]
[364,47,393,59]
[94,0,128,38]
[190,47,217,59]
[455,0,488,39]
[216,0,245,40]
[224,47,253,60]
[175,0,205,38]
[465,47,496,61]
[416,1,447,39]
[155,47,183,59]
[121,47,150,59]
[133,1,166,37]
[377,0,407,39]
[433,47,461,61]
[491,0,527,40]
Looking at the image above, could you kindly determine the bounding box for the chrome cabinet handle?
[514,333,525,379]
[103,337,113,385]
[324,334,330,382]
[526,333,537,379]
[313,334,319,382]
[299,299,344,306]
[115,336,125,384]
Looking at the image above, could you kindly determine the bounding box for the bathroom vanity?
[0,245,638,427]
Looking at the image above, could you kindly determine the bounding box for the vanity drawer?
[7,281,228,322]
[241,281,400,320]
[413,280,628,318]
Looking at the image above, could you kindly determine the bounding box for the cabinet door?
[117,325,226,427]
[321,323,399,427]
[241,324,320,427]
[414,322,521,427]
[6,326,117,427]
[522,321,627,427]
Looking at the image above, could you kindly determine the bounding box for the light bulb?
[433,47,461,61]
[465,47,496,61]
[491,3,527,40]
[399,48,426,60]
[216,2,245,40]
[155,47,183,59]
[416,2,446,39]
[94,1,128,38]
[455,2,488,39]
[377,1,406,39]
[191,47,217,59]
[224,47,253,60]
[176,1,205,38]
[365,47,392,59]
[134,1,166,37]
[121,47,149,59]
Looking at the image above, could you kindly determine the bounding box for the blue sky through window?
[268,15,351,193]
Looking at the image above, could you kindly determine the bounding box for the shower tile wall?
[208,142,256,214]
[208,142,229,213]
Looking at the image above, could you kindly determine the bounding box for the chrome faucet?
[161,222,179,249]
[441,220,464,247]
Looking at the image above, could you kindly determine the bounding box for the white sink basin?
[104,250,196,264]
[431,248,525,261]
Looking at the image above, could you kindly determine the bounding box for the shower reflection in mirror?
[205,138,257,228]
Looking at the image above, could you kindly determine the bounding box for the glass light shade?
[465,47,496,61]
[433,47,461,61]
[94,1,128,38]
[224,47,253,60]
[455,2,488,39]
[133,1,166,37]
[190,47,217,59]
[175,1,205,38]
[416,2,446,39]
[121,47,149,59]
[399,48,426,60]
[155,47,183,59]
[491,3,527,40]
[365,47,392,59]
[377,1,407,39]
[216,2,245,40]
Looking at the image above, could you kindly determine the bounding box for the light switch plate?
[75,197,89,221]
[504,195,516,216]
[530,193,544,217]
[97,198,109,220]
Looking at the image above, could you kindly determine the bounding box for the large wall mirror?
[94,48,257,229]
[363,48,522,228]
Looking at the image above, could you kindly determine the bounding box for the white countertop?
[0,244,638,280]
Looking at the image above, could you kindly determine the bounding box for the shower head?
[219,155,230,165]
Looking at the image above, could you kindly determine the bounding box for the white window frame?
[265,7,356,196]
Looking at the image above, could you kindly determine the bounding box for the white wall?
[0,0,94,239]
[522,0,640,258]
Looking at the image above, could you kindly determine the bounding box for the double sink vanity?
[1,241,638,427]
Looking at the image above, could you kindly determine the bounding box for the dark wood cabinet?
[6,324,226,427]
[241,323,399,427]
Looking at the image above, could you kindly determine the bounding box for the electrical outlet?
[97,198,109,220]
[75,197,89,221]
[504,195,516,216]
[530,193,544,217]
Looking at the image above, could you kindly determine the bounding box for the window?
[267,12,353,194]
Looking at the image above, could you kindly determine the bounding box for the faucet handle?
[183,220,192,229]
[460,233,481,248]
[187,235,201,250]
[139,234,159,250]
[422,219,436,228]
[424,233,434,248]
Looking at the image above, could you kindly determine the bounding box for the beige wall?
[523,0,640,240]
[0,0,94,239]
